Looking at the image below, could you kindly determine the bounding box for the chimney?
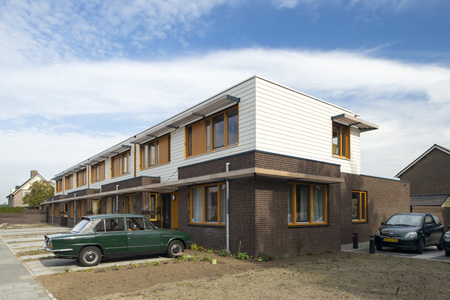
[30,170,38,178]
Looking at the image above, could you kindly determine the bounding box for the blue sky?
[1,0,450,204]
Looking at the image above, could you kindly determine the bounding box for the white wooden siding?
[254,77,361,174]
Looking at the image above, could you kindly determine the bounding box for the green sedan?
[44,214,191,266]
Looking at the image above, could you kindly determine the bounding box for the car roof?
[82,214,145,220]
[393,213,426,216]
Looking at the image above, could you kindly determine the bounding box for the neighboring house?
[6,170,46,207]
[43,76,410,256]
[396,144,450,227]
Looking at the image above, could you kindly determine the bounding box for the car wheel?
[416,239,424,254]
[445,249,450,257]
[437,238,444,250]
[167,240,184,258]
[79,246,102,266]
[376,245,382,251]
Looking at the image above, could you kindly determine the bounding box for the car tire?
[437,238,444,250]
[416,239,424,254]
[445,249,450,257]
[376,245,382,251]
[167,240,184,258]
[79,246,102,266]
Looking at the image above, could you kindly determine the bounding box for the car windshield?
[386,214,423,227]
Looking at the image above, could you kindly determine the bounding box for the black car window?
[425,215,434,225]
[105,218,125,232]
[386,214,422,226]
[144,218,156,230]
[127,217,144,231]
[95,220,105,232]
[432,215,442,225]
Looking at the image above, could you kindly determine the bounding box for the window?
[106,196,116,214]
[332,123,350,158]
[352,191,367,222]
[91,161,105,183]
[56,179,63,193]
[186,106,239,158]
[112,151,130,178]
[92,199,100,215]
[190,183,226,225]
[64,174,73,190]
[104,218,125,232]
[76,169,86,187]
[143,192,158,221]
[63,203,69,217]
[288,183,327,225]
[140,135,170,170]
[124,194,136,214]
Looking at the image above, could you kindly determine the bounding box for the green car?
[44,214,191,266]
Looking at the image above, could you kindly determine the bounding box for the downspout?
[74,194,77,224]
[51,200,54,225]
[225,162,230,251]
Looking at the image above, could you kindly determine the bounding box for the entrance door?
[162,194,171,229]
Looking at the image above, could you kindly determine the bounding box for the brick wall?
[399,149,450,194]
[0,209,47,224]
[340,174,410,244]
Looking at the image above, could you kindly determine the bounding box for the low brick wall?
[0,209,47,224]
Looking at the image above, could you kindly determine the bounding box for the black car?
[374,213,444,254]
[444,226,450,257]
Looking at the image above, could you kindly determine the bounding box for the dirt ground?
[37,249,450,300]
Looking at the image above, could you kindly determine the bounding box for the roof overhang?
[332,113,378,132]
[43,167,343,204]
[131,94,240,145]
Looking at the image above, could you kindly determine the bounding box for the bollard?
[353,233,358,249]
[369,235,375,254]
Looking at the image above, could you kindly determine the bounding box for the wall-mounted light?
[172,194,176,201]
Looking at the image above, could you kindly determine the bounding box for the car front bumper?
[375,235,419,250]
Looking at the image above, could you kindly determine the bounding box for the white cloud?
[1,48,450,201]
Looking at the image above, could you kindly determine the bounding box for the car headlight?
[375,230,380,236]
[444,232,450,241]
[404,232,418,239]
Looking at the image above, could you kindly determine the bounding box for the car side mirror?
[381,222,385,226]
[448,225,450,229]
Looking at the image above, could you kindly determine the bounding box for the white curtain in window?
[192,187,203,222]
[313,186,325,223]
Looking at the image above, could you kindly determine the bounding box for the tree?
[23,180,55,208]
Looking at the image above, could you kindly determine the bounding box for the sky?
[1,0,450,204]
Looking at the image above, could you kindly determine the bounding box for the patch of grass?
[0,207,25,213]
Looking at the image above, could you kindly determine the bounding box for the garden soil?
[37,250,450,300]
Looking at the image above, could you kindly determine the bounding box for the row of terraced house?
[42,76,410,256]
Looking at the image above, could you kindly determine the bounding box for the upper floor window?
[140,134,171,170]
[352,191,367,223]
[111,151,130,178]
[332,122,350,159]
[64,174,73,190]
[91,161,105,183]
[288,183,327,225]
[76,169,87,187]
[186,106,239,158]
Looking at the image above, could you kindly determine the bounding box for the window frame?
[143,192,158,221]
[189,183,226,226]
[111,151,130,178]
[64,174,73,190]
[78,200,84,219]
[352,191,367,223]
[288,182,328,226]
[332,122,350,159]
[140,134,171,170]
[91,161,105,183]
[76,169,87,188]
[185,105,239,158]
[124,194,136,214]
[92,199,100,215]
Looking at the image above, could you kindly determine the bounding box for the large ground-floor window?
[92,199,100,215]
[124,194,136,214]
[190,183,226,225]
[288,183,328,225]
[352,191,367,222]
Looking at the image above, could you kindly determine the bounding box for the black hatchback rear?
[374,213,444,254]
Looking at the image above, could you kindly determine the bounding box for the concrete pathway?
[341,241,450,262]
[0,238,51,300]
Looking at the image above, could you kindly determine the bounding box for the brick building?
[396,144,450,227]
[42,76,409,256]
